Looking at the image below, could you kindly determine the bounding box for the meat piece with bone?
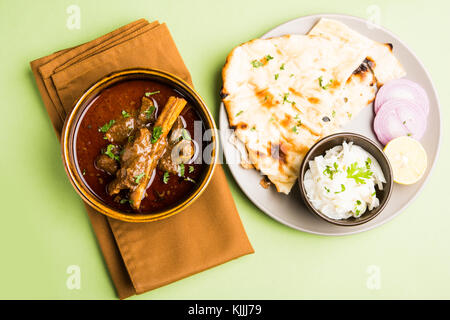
[107,96,188,209]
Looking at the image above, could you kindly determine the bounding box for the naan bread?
[222,18,405,194]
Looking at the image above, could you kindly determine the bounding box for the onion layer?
[373,98,427,145]
[374,79,429,115]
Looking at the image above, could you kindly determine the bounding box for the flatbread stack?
[221,18,405,194]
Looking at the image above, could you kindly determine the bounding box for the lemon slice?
[383,136,427,185]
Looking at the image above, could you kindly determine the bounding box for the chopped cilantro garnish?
[372,191,376,196]
[178,163,185,177]
[355,209,361,216]
[332,110,336,118]
[82,169,86,176]
[185,177,196,183]
[265,54,274,61]
[121,110,131,118]
[105,144,119,161]
[163,171,170,184]
[407,133,412,136]
[189,165,194,173]
[356,200,362,205]
[335,184,346,194]
[151,126,163,143]
[365,157,372,169]
[274,73,279,80]
[346,162,373,184]
[98,120,115,133]
[280,63,285,70]
[347,112,352,119]
[144,106,156,119]
[324,186,330,193]
[292,126,298,134]
[251,60,264,68]
[145,91,160,97]
[323,162,339,180]
[250,126,256,131]
[282,92,294,105]
[181,129,191,141]
[318,76,333,90]
[235,110,244,117]
[120,198,133,205]
[134,173,145,184]
[289,74,294,77]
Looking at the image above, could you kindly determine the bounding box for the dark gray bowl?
[298,132,393,226]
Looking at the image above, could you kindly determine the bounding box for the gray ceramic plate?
[219,14,441,236]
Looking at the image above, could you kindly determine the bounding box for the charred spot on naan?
[219,87,229,99]
[269,142,288,164]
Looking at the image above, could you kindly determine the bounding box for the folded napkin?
[30,19,254,299]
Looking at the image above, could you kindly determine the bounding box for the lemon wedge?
[383,136,427,185]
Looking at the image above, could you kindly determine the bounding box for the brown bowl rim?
[61,68,218,223]
[298,132,393,226]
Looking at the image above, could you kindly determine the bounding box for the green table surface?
[0,0,448,299]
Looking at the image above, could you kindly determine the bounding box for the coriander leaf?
[235,110,244,117]
[105,144,119,161]
[120,198,132,205]
[151,126,163,144]
[163,171,170,184]
[291,126,298,134]
[189,165,194,173]
[181,129,191,141]
[274,73,279,80]
[265,54,274,61]
[134,173,145,184]
[346,162,373,184]
[280,63,285,70]
[324,186,330,193]
[332,110,336,118]
[323,163,339,180]
[98,120,115,133]
[251,60,264,68]
[318,76,333,90]
[335,184,346,194]
[365,157,372,169]
[121,110,131,118]
[144,106,156,119]
[145,91,160,97]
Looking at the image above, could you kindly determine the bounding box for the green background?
[0,0,448,299]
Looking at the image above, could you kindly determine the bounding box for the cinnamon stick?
[130,96,187,209]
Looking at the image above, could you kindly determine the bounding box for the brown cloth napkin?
[30,19,254,299]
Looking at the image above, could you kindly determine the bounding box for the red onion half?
[374,79,429,115]
[373,98,427,145]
